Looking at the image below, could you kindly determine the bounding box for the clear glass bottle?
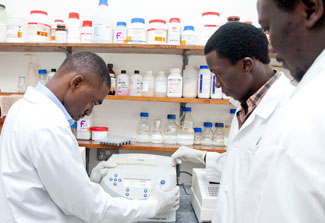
[163,114,177,144]
[213,122,224,146]
[178,107,194,145]
[194,127,202,145]
[136,112,151,143]
[201,122,213,145]
[17,76,26,93]
[224,108,236,146]
[38,69,47,85]
[151,119,163,143]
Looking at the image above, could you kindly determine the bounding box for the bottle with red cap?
[147,19,167,44]
[197,11,222,46]
[167,18,181,45]
[27,10,50,43]
[50,19,64,42]
[227,16,240,22]
[81,20,93,43]
[67,12,81,43]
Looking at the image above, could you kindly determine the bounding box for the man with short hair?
[171,22,295,222]
[237,0,325,222]
[0,52,179,223]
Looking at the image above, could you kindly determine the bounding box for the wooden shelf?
[0,93,231,105]
[78,140,226,153]
[0,43,205,55]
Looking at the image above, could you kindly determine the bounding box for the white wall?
[0,0,260,185]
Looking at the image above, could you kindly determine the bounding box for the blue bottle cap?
[140,112,149,117]
[131,18,145,24]
[204,122,212,128]
[116,21,126,27]
[182,107,191,112]
[200,65,209,69]
[167,114,176,120]
[194,127,202,133]
[183,25,194,31]
[230,109,236,114]
[99,0,108,5]
[71,122,77,128]
[38,69,47,74]
[215,122,224,128]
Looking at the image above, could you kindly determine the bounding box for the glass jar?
[151,119,164,143]
[194,127,202,145]
[201,122,213,145]
[213,122,224,146]
[164,114,178,144]
[136,112,151,142]
[38,69,47,85]
[17,76,26,93]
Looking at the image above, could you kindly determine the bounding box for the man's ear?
[70,75,84,90]
[301,0,324,28]
[242,57,254,72]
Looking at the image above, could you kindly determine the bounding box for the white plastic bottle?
[181,25,197,45]
[47,68,56,82]
[182,65,198,98]
[198,65,211,98]
[116,70,129,96]
[136,112,151,142]
[113,21,127,43]
[167,68,182,98]
[147,19,167,44]
[142,70,155,97]
[167,18,181,45]
[93,0,113,43]
[77,114,93,140]
[178,107,194,145]
[130,70,142,96]
[0,4,7,42]
[155,71,167,97]
[27,10,51,43]
[81,20,93,43]
[211,73,223,99]
[127,18,146,44]
[197,12,222,46]
[164,114,178,144]
[67,12,80,43]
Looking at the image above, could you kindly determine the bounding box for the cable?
[180,171,192,177]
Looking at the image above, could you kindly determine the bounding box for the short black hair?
[204,22,270,65]
[57,51,110,88]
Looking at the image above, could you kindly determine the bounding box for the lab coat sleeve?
[205,152,227,182]
[28,126,157,223]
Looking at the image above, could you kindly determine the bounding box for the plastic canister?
[147,19,167,44]
[6,17,25,42]
[167,18,181,45]
[182,65,198,98]
[93,0,113,43]
[0,4,7,42]
[167,68,182,98]
[50,19,64,42]
[90,127,108,141]
[198,65,211,98]
[127,18,146,44]
[181,25,196,45]
[198,12,222,46]
[155,71,167,97]
[55,23,67,43]
[27,10,50,43]
[211,73,222,99]
[67,12,81,43]
[113,21,127,43]
[77,114,93,140]
[81,20,93,43]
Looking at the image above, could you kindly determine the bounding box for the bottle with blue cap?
[201,122,213,145]
[178,107,194,145]
[113,21,127,43]
[136,112,151,142]
[127,18,146,44]
[213,122,225,146]
[181,25,197,45]
[198,65,211,99]
[93,0,113,43]
[164,114,178,144]
[194,127,202,145]
[38,69,47,85]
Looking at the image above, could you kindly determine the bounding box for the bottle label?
[127,28,146,43]
[93,24,112,42]
[110,77,116,90]
[167,78,182,96]
[167,27,180,44]
[55,30,67,43]
[142,80,149,92]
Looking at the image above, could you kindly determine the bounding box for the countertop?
[176,185,199,223]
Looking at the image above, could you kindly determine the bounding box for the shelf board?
[0,43,205,55]
[0,93,231,105]
[78,140,226,153]
[106,95,231,104]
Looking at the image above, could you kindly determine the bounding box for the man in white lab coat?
[171,22,295,222]
[237,0,325,222]
[0,52,179,223]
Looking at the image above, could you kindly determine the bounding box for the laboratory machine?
[100,153,177,222]
[191,168,219,222]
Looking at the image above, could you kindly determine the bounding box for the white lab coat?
[239,50,325,223]
[205,73,295,223]
[0,87,156,223]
